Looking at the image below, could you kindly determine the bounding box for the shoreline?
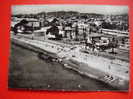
[11,36,129,90]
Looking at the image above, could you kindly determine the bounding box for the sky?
[12,5,128,15]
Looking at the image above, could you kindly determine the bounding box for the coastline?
[10,35,129,90]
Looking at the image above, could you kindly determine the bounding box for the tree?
[109,37,118,54]
[13,19,29,35]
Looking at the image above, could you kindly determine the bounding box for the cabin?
[25,18,41,30]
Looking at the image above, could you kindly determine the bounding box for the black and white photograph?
[9,5,130,91]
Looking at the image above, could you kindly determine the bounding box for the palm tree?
[109,37,118,54]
